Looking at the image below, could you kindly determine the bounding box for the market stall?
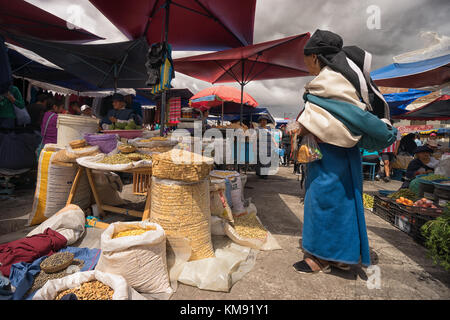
[365,173,450,245]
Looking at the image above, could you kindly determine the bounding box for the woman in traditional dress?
[292,30,395,273]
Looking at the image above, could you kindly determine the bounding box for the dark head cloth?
[111,93,125,102]
[414,146,433,154]
[302,29,390,120]
[304,30,343,56]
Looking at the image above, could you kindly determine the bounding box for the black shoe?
[383,176,391,183]
[375,175,381,181]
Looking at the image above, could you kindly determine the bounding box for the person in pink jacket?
[41,97,65,145]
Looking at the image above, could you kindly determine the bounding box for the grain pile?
[150,177,215,261]
[233,213,268,240]
[54,280,113,300]
[152,149,214,182]
[112,226,156,239]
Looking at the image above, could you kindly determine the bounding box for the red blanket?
[0,228,67,277]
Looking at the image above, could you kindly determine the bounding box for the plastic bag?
[84,133,118,154]
[296,133,322,163]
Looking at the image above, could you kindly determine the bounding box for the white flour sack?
[28,148,91,226]
[95,221,173,295]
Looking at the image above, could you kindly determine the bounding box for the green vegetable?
[128,120,136,129]
[420,174,448,181]
[115,122,127,129]
[363,193,374,209]
[387,189,419,201]
[421,202,450,271]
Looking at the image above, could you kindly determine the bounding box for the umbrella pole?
[240,60,245,125]
[222,101,224,124]
[160,0,171,137]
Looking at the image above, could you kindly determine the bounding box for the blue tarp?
[383,89,431,115]
[208,107,275,123]
[371,54,450,81]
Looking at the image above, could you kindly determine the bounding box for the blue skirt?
[302,143,371,266]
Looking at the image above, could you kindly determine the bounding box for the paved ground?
[1,166,449,300]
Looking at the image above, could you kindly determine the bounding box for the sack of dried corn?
[28,147,91,226]
[150,177,215,261]
[224,208,282,251]
[95,221,172,295]
[33,270,147,300]
[152,149,214,183]
[210,179,233,223]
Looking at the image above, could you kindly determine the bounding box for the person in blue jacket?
[100,93,142,129]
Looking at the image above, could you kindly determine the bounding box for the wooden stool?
[132,167,153,195]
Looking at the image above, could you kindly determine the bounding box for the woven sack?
[152,149,214,182]
[150,177,215,261]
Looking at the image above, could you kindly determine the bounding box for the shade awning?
[7,33,149,89]
[371,54,450,88]
[392,95,450,120]
[89,0,256,50]
[174,33,311,84]
[0,0,102,42]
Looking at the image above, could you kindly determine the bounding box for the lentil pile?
[40,252,74,273]
[54,280,114,300]
[233,213,268,240]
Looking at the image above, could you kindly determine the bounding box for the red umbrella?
[174,33,311,123]
[190,86,258,111]
[190,85,258,122]
[88,0,256,50]
[0,0,102,42]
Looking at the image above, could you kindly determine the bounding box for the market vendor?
[100,93,142,129]
[255,114,274,179]
[400,145,434,189]
[81,104,97,119]
[40,97,65,145]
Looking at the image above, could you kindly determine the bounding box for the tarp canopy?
[0,0,102,42]
[7,33,149,89]
[8,46,135,97]
[383,89,432,115]
[371,54,450,88]
[392,95,450,120]
[88,0,256,50]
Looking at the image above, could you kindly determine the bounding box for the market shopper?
[0,85,25,129]
[100,93,142,128]
[27,93,49,135]
[378,131,401,183]
[292,30,394,274]
[255,114,273,179]
[281,125,292,166]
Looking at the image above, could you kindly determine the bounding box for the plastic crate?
[390,201,437,245]
[374,194,392,210]
[373,203,395,224]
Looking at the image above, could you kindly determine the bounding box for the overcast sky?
[26,0,450,118]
